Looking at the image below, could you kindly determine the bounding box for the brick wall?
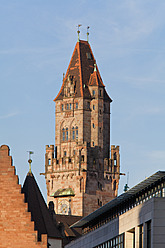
[0,145,47,248]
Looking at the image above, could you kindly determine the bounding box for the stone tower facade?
[44,39,120,217]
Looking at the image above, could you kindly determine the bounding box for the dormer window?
[86,52,92,59]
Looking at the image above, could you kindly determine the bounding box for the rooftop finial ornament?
[87,26,90,42]
[27,151,34,174]
[94,62,97,72]
[77,24,82,42]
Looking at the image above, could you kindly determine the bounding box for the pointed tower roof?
[22,172,62,241]
[54,40,107,101]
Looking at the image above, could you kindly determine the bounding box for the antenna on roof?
[77,24,82,42]
[87,26,90,43]
[124,172,129,192]
[27,151,34,174]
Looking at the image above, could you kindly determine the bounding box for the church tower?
[44,34,120,217]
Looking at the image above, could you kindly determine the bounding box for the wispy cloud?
[0,112,19,119]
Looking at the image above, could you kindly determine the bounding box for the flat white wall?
[48,238,62,248]
[65,198,165,248]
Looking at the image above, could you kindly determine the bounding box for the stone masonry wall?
[0,145,47,248]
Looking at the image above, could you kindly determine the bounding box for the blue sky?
[1,0,165,199]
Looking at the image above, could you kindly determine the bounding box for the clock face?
[58,199,69,214]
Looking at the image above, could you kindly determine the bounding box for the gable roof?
[55,214,82,246]
[22,172,62,240]
[54,40,108,101]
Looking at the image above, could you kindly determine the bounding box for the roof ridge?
[54,42,79,101]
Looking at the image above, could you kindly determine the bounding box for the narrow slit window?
[76,126,78,139]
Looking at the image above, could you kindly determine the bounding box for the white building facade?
[66,171,165,248]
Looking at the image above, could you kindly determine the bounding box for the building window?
[93,105,95,110]
[93,123,95,128]
[76,126,78,139]
[93,90,95,96]
[93,142,95,146]
[139,224,143,248]
[66,103,69,110]
[64,151,67,156]
[69,103,72,110]
[72,127,75,140]
[76,102,78,109]
[62,104,64,111]
[94,234,124,248]
[99,89,102,96]
[62,128,65,141]
[113,180,116,191]
[66,128,68,141]
[73,150,75,156]
[86,52,92,59]
[147,220,151,248]
[62,127,69,142]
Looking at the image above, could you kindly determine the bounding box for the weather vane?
[87,26,90,42]
[27,151,34,173]
[77,24,82,42]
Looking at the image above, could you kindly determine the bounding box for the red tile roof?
[54,40,111,101]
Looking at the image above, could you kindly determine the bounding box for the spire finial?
[94,62,97,72]
[87,26,90,43]
[77,24,82,42]
[27,151,34,173]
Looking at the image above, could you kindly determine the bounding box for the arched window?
[72,126,78,140]
[72,127,75,140]
[62,127,69,142]
[66,128,68,141]
[62,128,65,141]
